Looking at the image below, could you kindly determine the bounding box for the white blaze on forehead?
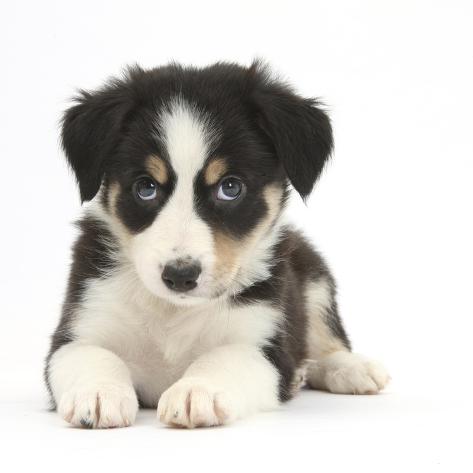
[159,98,216,178]
[152,98,217,256]
[129,98,218,304]
[155,98,215,251]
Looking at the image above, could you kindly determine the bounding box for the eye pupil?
[223,179,239,196]
[135,178,157,201]
[217,177,243,201]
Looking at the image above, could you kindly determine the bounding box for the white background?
[1,0,472,471]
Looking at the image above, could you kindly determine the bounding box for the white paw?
[157,378,236,428]
[308,351,390,394]
[57,384,138,429]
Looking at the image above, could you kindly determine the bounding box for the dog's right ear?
[61,81,134,202]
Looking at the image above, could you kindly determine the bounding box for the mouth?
[159,282,230,306]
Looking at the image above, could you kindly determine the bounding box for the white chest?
[70,269,281,406]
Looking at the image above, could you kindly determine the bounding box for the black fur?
[251,64,333,199]
[80,418,94,429]
[113,166,177,234]
[235,227,350,401]
[48,61,345,406]
[44,218,118,400]
[62,83,135,203]
[61,61,332,206]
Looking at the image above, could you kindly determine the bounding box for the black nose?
[161,260,202,292]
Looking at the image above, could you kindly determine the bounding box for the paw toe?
[311,351,390,395]
[58,386,138,429]
[157,379,235,429]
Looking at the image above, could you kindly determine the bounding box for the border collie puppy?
[45,61,389,429]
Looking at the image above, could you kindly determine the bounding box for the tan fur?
[146,155,168,184]
[104,182,132,243]
[204,158,227,185]
[212,184,283,291]
[213,232,240,280]
[107,181,121,216]
[103,180,283,300]
[289,364,309,396]
[305,279,348,359]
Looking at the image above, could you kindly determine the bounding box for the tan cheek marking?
[106,181,132,242]
[108,181,121,215]
[261,184,284,223]
[213,184,284,282]
[204,158,227,186]
[146,155,168,185]
[213,232,241,278]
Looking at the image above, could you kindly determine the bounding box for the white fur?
[47,100,287,427]
[159,97,218,179]
[131,98,218,305]
[49,344,138,428]
[86,98,285,307]
[48,258,282,414]
[49,97,388,430]
[157,344,279,427]
[306,351,390,394]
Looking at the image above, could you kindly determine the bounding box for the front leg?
[47,343,138,428]
[157,344,279,428]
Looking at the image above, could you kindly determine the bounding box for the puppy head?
[62,62,333,305]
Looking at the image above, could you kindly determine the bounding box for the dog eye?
[217,177,243,201]
[134,177,157,201]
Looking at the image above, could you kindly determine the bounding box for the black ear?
[61,80,134,202]
[251,65,333,199]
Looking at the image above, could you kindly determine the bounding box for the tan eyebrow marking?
[146,155,168,185]
[204,158,228,186]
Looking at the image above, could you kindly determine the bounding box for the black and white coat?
[45,62,389,429]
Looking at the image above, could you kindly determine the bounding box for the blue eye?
[217,177,243,201]
[135,177,157,201]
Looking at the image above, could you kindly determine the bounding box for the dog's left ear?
[251,67,333,199]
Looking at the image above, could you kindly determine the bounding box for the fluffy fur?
[45,61,389,429]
